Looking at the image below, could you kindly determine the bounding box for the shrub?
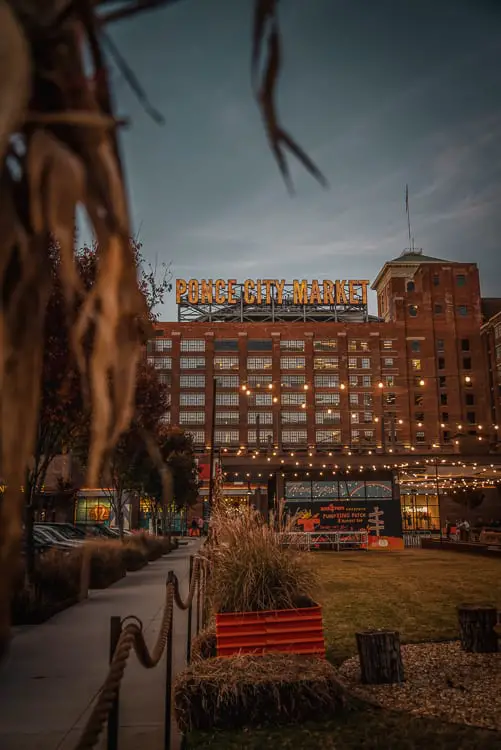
[206,508,319,613]
[174,653,353,732]
[86,540,125,588]
[121,541,148,571]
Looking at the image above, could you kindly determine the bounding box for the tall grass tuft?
[206,507,319,614]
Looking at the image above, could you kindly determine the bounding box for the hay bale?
[174,653,353,732]
[191,629,217,661]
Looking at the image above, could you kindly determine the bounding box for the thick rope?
[73,554,202,750]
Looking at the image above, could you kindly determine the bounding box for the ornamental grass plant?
[206,507,319,614]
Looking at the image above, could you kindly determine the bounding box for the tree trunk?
[457,604,499,653]
[356,630,405,684]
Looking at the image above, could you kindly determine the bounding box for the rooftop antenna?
[405,184,412,251]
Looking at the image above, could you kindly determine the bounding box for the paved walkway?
[0,539,201,750]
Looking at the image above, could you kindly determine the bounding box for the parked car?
[33,527,77,551]
[41,522,87,541]
[34,524,84,548]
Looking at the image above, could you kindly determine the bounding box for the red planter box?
[216,605,325,657]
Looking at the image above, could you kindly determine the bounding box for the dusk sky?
[103,0,501,319]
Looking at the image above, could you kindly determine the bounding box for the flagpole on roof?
[405,184,413,251]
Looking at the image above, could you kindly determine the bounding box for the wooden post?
[356,629,404,684]
[457,604,499,653]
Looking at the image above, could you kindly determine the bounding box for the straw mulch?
[340,641,501,731]
[174,653,356,732]
[191,629,217,661]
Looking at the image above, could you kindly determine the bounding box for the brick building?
[149,251,495,455]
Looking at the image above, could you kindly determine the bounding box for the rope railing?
[73,550,209,750]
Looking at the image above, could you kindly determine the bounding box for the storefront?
[399,491,440,532]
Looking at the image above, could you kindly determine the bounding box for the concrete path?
[0,539,201,750]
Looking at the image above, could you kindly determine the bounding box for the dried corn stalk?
[0,0,326,656]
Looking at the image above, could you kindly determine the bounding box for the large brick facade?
[149,251,496,456]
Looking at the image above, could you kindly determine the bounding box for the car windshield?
[34,526,70,543]
[46,524,84,539]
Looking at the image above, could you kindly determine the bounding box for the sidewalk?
[0,539,201,750]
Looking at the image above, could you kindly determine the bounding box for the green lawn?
[188,549,501,749]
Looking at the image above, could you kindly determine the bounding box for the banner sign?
[176,279,370,307]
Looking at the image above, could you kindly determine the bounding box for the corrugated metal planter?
[216,605,325,657]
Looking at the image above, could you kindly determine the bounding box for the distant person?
[190,518,198,537]
[197,517,204,536]
[445,518,451,540]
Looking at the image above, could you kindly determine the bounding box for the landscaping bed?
[339,640,501,731]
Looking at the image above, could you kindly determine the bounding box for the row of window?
[408,304,469,318]
[149,338,400,353]
[407,273,467,293]
[177,392,379,406]
[178,410,377,425]
[160,373,396,389]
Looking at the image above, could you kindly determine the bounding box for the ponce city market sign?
[176,279,370,307]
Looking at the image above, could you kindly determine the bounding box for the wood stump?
[355,630,404,685]
[457,604,499,653]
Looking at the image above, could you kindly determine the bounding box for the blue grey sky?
[103,0,501,318]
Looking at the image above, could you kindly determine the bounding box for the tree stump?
[457,604,499,653]
[355,630,404,685]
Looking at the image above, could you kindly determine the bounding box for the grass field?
[188,549,501,749]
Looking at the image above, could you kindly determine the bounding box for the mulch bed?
[339,640,501,731]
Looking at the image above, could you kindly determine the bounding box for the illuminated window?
[180,356,205,370]
[384,358,394,367]
[364,411,373,423]
[280,340,305,351]
[214,356,239,371]
[383,340,393,350]
[150,356,172,370]
[408,305,418,317]
[314,357,339,370]
[351,412,360,423]
[316,430,341,444]
[349,393,359,406]
[361,357,371,369]
[215,375,239,388]
[281,392,306,405]
[411,359,421,371]
[348,357,357,369]
[349,374,359,387]
[314,340,338,352]
[416,431,425,443]
[280,356,306,370]
[315,411,340,424]
[384,375,394,387]
[248,356,273,370]
[281,429,308,444]
[315,392,340,406]
[248,428,274,444]
[187,430,204,444]
[155,338,172,352]
[180,375,205,388]
[180,339,205,352]
[248,374,272,386]
[180,393,205,406]
[281,374,306,388]
[214,430,240,445]
[160,411,171,424]
[363,375,372,387]
[249,392,273,406]
[363,393,373,407]
[158,374,171,387]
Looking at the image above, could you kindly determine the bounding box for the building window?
[154,338,172,352]
[179,411,205,424]
[215,375,239,388]
[456,274,466,286]
[407,281,415,292]
[410,341,421,353]
[281,392,307,406]
[160,411,171,424]
[248,412,273,425]
[315,392,340,406]
[457,305,468,316]
[316,430,341,444]
[214,355,239,371]
[249,392,273,406]
[442,412,449,422]
[315,411,340,424]
[463,357,471,370]
[361,357,371,369]
[466,411,476,424]
[416,431,426,443]
[180,375,205,388]
[247,356,273,370]
[408,305,418,317]
[214,339,239,351]
[247,374,273,386]
[439,376,446,388]
[364,411,373,423]
[440,393,448,405]
[216,411,239,425]
[436,339,444,352]
[314,374,340,388]
[348,340,370,352]
[363,393,373,407]
[180,392,205,406]
[282,411,307,424]
[314,340,338,352]
[180,356,205,370]
[351,412,360,424]
[382,340,393,350]
[385,393,396,405]
[433,274,440,286]
[214,430,239,445]
[187,430,204,445]
[411,359,421,371]
[149,356,172,370]
[216,392,239,406]
[280,356,306,370]
[434,303,443,314]
[415,412,424,422]
[384,358,394,367]
[248,428,274,444]
[349,393,359,406]
[414,393,423,406]
[248,339,273,351]
[180,339,205,352]
[280,340,305,351]
[465,394,475,406]
[461,339,470,351]
[281,374,306,388]
[384,375,394,387]
[158,374,171,386]
[438,357,445,370]
[281,429,308,445]
[314,357,339,370]
[349,375,359,387]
